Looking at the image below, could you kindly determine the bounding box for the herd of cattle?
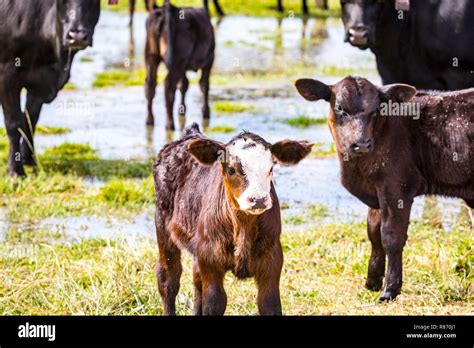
[0,0,472,315]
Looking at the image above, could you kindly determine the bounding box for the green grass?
[206,125,236,133]
[101,0,341,18]
[285,115,326,128]
[92,69,148,88]
[80,56,94,63]
[3,125,70,137]
[212,101,256,114]
[38,143,152,179]
[284,203,329,225]
[64,82,78,91]
[35,125,71,135]
[309,141,336,158]
[0,218,471,315]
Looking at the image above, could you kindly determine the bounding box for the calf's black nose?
[350,139,373,155]
[67,30,90,49]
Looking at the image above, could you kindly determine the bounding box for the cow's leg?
[145,53,160,126]
[315,0,328,9]
[302,0,309,14]
[156,238,182,315]
[277,0,284,12]
[200,264,227,315]
[164,71,180,131]
[365,207,386,291]
[192,259,203,315]
[146,0,155,11]
[213,0,225,16]
[379,196,413,301]
[255,243,283,315]
[2,88,25,176]
[199,63,213,121]
[129,0,135,26]
[20,93,43,166]
[178,76,189,117]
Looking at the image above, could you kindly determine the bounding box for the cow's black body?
[341,0,474,89]
[0,0,100,176]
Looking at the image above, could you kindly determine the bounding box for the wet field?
[0,10,465,242]
[1,7,472,315]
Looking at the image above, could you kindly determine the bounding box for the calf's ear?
[295,79,332,102]
[271,140,313,166]
[379,84,417,102]
[188,138,225,166]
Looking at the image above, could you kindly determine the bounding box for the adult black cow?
[340,0,474,90]
[0,0,101,176]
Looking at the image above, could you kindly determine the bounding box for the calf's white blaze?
[227,138,274,213]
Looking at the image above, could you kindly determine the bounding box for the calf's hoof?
[365,277,383,291]
[146,115,154,127]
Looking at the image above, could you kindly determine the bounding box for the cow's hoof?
[146,115,154,127]
[22,156,37,166]
[365,277,383,291]
[379,290,400,302]
[8,166,26,178]
[166,124,175,131]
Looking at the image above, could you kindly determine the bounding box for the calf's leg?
[199,63,213,121]
[255,243,283,315]
[20,93,43,166]
[213,0,225,16]
[2,88,25,176]
[365,207,385,291]
[277,0,284,12]
[302,0,309,14]
[192,259,203,315]
[145,52,160,126]
[129,0,135,26]
[164,72,180,131]
[178,76,189,117]
[200,264,227,315]
[379,197,412,301]
[156,238,182,315]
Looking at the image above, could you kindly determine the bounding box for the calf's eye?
[227,166,236,176]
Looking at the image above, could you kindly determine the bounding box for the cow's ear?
[295,79,332,102]
[271,140,313,166]
[188,138,225,166]
[379,84,417,102]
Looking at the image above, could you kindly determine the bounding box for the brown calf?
[295,76,473,301]
[153,123,312,315]
[145,1,215,129]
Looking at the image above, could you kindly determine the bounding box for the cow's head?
[340,0,387,49]
[340,0,410,49]
[56,0,101,50]
[295,76,416,157]
[188,133,312,215]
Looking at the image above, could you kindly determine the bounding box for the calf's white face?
[227,138,274,214]
[187,131,313,216]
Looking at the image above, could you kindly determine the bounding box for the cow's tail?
[163,0,175,68]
